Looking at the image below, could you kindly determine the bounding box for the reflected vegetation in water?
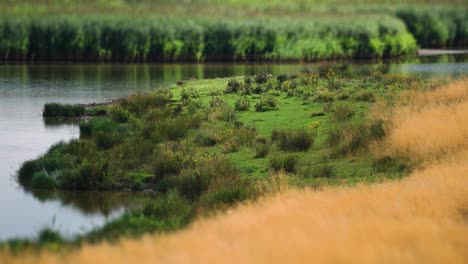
[0,55,467,241]
[28,190,156,217]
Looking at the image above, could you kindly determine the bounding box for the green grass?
[10,67,446,248]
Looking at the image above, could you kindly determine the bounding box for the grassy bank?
[3,78,467,264]
[7,66,453,247]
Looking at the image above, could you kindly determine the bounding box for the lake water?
[0,56,467,240]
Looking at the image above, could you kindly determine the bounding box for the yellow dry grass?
[2,79,467,264]
[377,78,468,162]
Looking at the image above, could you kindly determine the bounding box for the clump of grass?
[302,164,334,178]
[326,119,385,156]
[314,91,335,102]
[354,90,375,102]
[110,107,131,123]
[17,159,43,186]
[31,170,56,189]
[222,139,241,154]
[255,95,278,112]
[234,97,251,111]
[255,142,270,158]
[153,142,190,179]
[255,73,271,84]
[331,104,356,122]
[270,154,298,173]
[225,79,242,94]
[43,103,85,117]
[272,128,315,152]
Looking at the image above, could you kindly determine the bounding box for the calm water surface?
[0,57,467,240]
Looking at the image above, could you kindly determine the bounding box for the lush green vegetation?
[9,66,446,248]
[43,103,85,117]
[0,0,465,61]
[396,8,468,48]
[0,15,418,62]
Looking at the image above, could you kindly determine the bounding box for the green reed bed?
[0,15,418,62]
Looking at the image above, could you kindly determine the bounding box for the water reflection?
[28,189,156,216]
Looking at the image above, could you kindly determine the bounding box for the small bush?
[331,104,356,122]
[79,121,93,137]
[17,159,42,186]
[302,164,334,178]
[314,92,335,102]
[225,79,242,94]
[255,73,270,84]
[255,142,270,158]
[209,97,237,122]
[161,172,210,200]
[354,90,375,102]
[326,122,372,156]
[31,170,56,189]
[194,130,220,146]
[234,97,251,111]
[270,154,298,173]
[272,128,315,151]
[38,229,62,244]
[43,103,85,117]
[322,102,334,113]
[255,95,278,112]
[277,74,289,83]
[110,107,131,123]
[94,130,123,149]
[373,156,408,173]
[222,139,241,154]
[153,143,188,178]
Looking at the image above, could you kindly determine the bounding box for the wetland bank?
[0,0,467,262]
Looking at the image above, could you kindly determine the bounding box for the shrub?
[322,102,334,113]
[43,103,85,117]
[225,79,242,94]
[302,164,334,178]
[17,159,43,186]
[326,121,376,156]
[373,156,408,173]
[255,73,270,84]
[79,121,93,137]
[153,142,188,178]
[272,128,315,151]
[234,97,251,111]
[161,172,210,200]
[277,74,289,83]
[255,142,270,158]
[31,170,56,189]
[194,130,220,146]
[354,90,376,102]
[222,139,241,153]
[331,104,356,122]
[38,229,62,244]
[270,154,298,173]
[94,130,123,149]
[209,97,237,122]
[255,95,278,112]
[314,92,335,102]
[110,107,131,123]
